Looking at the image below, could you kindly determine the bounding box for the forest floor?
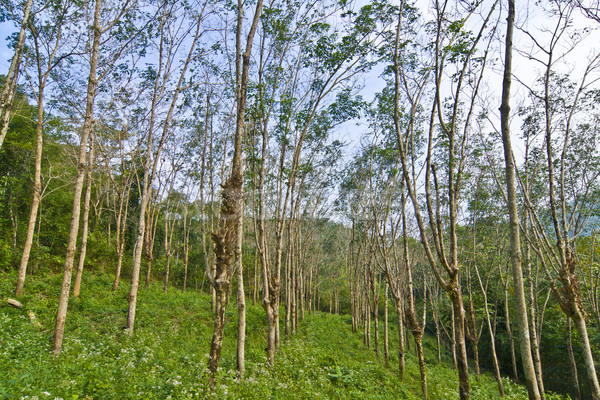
[1,272,566,399]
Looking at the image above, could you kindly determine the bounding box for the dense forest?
[1,0,599,398]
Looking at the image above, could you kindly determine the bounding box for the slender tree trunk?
[572,308,600,399]
[253,248,258,304]
[504,284,519,382]
[525,220,545,397]
[112,177,130,291]
[144,204,157,289]
[384,282,389,368]
[499,0,540,396]
[371,269,379,358]
[236,210,245,376]
[182,205,190,292]
[15,85,44,297]
[73,133,95,297]
[52,0,101,355]
[395,302,405,380]
[567,317,581,400]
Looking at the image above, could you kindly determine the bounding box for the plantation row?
[1,0,599,399]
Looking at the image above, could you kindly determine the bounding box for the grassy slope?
[0,272,567,399]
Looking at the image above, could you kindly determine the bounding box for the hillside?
[0,272,566,399]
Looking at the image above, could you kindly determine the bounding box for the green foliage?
[0,272,568,399]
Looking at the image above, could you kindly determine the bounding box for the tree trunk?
[567,317,582,400]
[504,284,519,383]
[449,278,469,400]
[236,211,245,376]
[499,0,541,396]
[572,308,600,399]
[207,0,262,384]
[15,83,44,297]
[525,220,545,397]
[371,269,379,358]
[208,279,228,387]
[395,302,405,380]
[112,174,130,291]
[52,0,101,355]
[384,282,389,368]
[73,132,95,298]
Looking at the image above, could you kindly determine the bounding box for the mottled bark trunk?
[525,224,545,397]
[129,2,203,331]
[113,249,124,291]
[207,0,262,384]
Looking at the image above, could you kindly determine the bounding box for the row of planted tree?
[1,0,600,399]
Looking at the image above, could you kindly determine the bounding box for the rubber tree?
[207,0,262,386]
[15,0,78,297]
[391,0,500,397]
[516,2,600,396]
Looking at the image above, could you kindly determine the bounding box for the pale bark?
[182,203,191,292]
[384,282,389,369]
[525,222,545,397]
[504,280,519,382]
[236,210,245,375]
[370,268,380,358]
[144,201,159,289]
[499,0,541,396]
[567,317,582,400]
[73,132,95,297]
[53,0,102,355]
[396,302,405,379]
[111,132,132,291]
[112,181,130,291]
[15,82,44,298]
[572,305,600,399]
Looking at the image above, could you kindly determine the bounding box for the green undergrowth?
[1,272,568,399]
